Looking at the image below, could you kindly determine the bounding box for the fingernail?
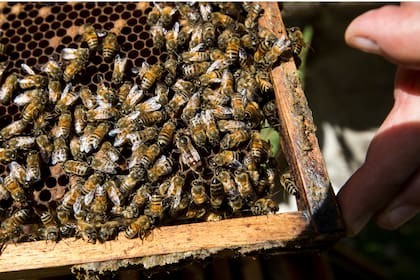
[377,205,419,230]
[346,214,372,237]
[348,37,381,54]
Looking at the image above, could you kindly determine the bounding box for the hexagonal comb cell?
[0,2,293,244]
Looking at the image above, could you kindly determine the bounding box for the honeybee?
[47,80,62,104]
[287,27,306,56]
[233,169,255,203]
[150,24,165,49]
[202,87,229,106]
[217,120,247,133]
[0,73,18,104]
[245,101,263,128]
[55,83,80,113]
[163,58,177,86]
[127,184,151,216]
[165,22,179,53]
[201,110,219,146]
[81,172,104,195]
[81,23,98,51]
[244,3,262,29]
[280,171,298,196]
[145,193,165,221]
[12,88,42,106]
[62,48,89,82]
[112,54,127,85]
[125,215,152,240]
[120,167,145,196]
[72,105,87,136]
[6,136,35,150]
[99,141,120,162]
[265,167,276,194]
[226,36,240,65]
[176,3,200,24]
[216,169,238,197]
[255,70,273,94]
[136,111,165,127]
[251,198,279,216]
[0,60,9,81]
[57,178,83,223]
[0,119,28,142]
[199,70,223,86]
[0,177,10,200]
[147,4,161,26]
[3,175,26,203]
[263,100,279,126]
[138,143,161,169]
[189,26,203,50]
[21,98,45,124]
[38,211,59,242]
[102,31,119,61]
[90,155,118,174]
[121,84,145,114]
[211,11,234,28]
[209,176,224,209]
[9,161,26,186]
[220,130,250,150]
[166,173,184,209]
[182,61,210,78]
[208,104,233,120]
[98,221,120,243]
[210,151,242,168]
[117,81,132,105]
[249,131,266,162]
[69,136,83,161]
[254,30,277,64]
[52,137,68,165]
[202,22,215,46]
[135,95,163,114]
[182,48,210,63]
[141,63,164,91]
[1,208,30,232]
[127,127,158,151]
[82,122,111,153]
[177,24,193,49]
[63,160,91,176]
[25,150,41,184]
[79,86,96,110]
[0,147,17,163]
[41,57,63,81]
[263,36,291,68]
[19,71,47,89]
[241,33,258,51]
[175,134,202,174]
[220,69,234,96]
[181,92,200,123]
[160,5,177,28]
[36,134,53,163]
[147,155,174,182]
[190,179,208,206]
[51,111,72,139]
[231,92,246,120]
[189,114,206,148]
[158,120,176,147]
[105,179,124,207]
[75,218,97,244]
[86,106,119,122]
[90,185,108,214]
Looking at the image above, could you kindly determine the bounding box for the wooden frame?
[0,2,344,278]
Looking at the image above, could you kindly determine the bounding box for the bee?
[82,122,111,153]
[190,179,208,206]
[165,22,179,53]
[245,101,263,128]
[201,22,215,47]
[18,70,47,89]
[135,95,163,113]
[175,134,202,174]
[263,36,291,68]
[126,184,151,217]
[204,211,223,222]
[99,141,120,162]
[184,206,207,220]
[189,114,207,148]
[216,169,238,197]
[201,110,219,146]
[117,81,132,105]
[233,169,255,203]
[69,136,83,161]
[221,69,234,96]
[209,176,224,209]
[90,155,119,174]
[163,58,177,86]
[251,198,279,216]
[121,84,145,114]
[231,92,246,120]
[227,194,243,214]
[55,83,79,113]
[0,119,28,142]
[176,3,200,24]
[25,150,41,184]
[0,60,9,82]
[0,147,17,163]
[209,151,241,168]
[36,134,53,163]
[217,120,247,133]
[199,70,223,86]
[102,31,119,61]
[120,166,145,196]
[86,105,119,122]
[51,111,72,139]
[145,193,165,221]
[150,24,165,49]
[21,98,45,124]
[81,172,104,195]
[217,28,234,50]
[265,167,276,194]
[48,80,62,104]
[79,86,96,110]
[96,76,117,105]
[127,127,158,151]
[241,33,258,51]
[249,131,266,162]
[141,63,164,91]
[158,120,176,147]
[182,61,210,78]
[57,178,83,224]
[13,88,42,106]
[90,185,108,215]
[73,105,87,136]
[280,171,298,196]
[0,177,10,200]
[211,11,234,28]
[136,111,165,127]
[138,143,161,169]
[147,4,161,26]
[62,48,89,82]
[160,5,177,28]
[75,217,97,244]
[177,24,193,49]
[181,48,210,63]
[105,179,124,207]
[81,23,98,51]
[287,27,306,56]
[262,100,279,126]
[220,130,250,149]
[226,36,240,65]
[63,160,91,176]
[3,175,26,203]
[125,215,152,240]
[112,54,127,85]
[0,73,18,104]
[98,221,120,243]
[52,137,68,165]
[189,26,203,50]
[181,92,200,123]
[6,136,35,151]
[38,211,59,242]
[41,57,63,80]
[147,155,174,183]
[1,209,30,232]
[244,3,262,29]
[9,161,26,186]
[166,173,184,209]
[202,87,229,106]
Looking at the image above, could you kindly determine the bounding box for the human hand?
[338,3,420,236]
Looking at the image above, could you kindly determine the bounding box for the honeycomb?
[0,2,296,243]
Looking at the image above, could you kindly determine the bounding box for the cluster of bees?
[0,2,302,246]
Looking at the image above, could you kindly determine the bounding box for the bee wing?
[189,42,205,53]
[207,59,227,73]
[84,189,96,206]
[13,92,32,106]
[73,195,83,214]
[107,186,122,206]
[61,48,79,60]
[199,3,212,21]
[140,96,162,112]
[114,54,128,71]
[21,63,36,75]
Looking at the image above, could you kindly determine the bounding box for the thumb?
[345,4,420,69]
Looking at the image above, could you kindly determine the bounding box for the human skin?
[338,3,420,236]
